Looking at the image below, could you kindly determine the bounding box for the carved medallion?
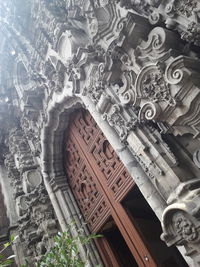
[173,212,198,243]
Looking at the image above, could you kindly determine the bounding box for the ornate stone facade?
[0,0,200,266]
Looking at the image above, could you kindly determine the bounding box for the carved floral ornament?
[85,24,200,139]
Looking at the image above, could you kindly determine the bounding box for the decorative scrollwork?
[165,57,185,85]
[116,17,128,32]
[122,90,136,105]
[113,70,137,106]
[137,27,177,56]
[148,11,162,25]
[139,102,161,122]
[136,65,176,108]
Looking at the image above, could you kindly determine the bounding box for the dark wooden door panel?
[65,135,110,231]
[67,111,135,202]
[65,109,157,267]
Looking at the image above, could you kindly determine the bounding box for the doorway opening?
[122,186,188,267]
[64,109,188,267]
[99,217,139,267]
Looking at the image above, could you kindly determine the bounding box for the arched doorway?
[64,109,188,267]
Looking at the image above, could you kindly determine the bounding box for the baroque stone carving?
[162,209,200,244]
[1,0,200,266]
[160,179,200,262]
[181,22,200,46]
[173,212,198,243]
[3,125,58,264]
[18,185,57,264]
[139,66,176,106]
[174,0,198,18]
[75,15,183,202]
[118,0,200,47]
[128,26,200,138]
[22,170,42,194]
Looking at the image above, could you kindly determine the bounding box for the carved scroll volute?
[132,27,180,123]
[134,27,180,66]
[132,26,200,137]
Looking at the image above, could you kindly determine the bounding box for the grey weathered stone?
[0,0,200,266]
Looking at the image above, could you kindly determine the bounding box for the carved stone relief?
[161,185,200,262]
[1,0,200,266]
[17,185,57,264]
[3,126,58,264]
[63,8,200,263]
[117,0,200,47]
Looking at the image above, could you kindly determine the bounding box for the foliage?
[0,228,102,267]
[37,229,102,267]
[0,235,17,267]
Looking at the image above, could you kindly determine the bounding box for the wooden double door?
[64,109,187,267]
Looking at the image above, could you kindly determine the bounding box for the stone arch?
[41,94,83,182]
[40,93,103,266]
[40,89,166,224]
[41,91,165,218]
[41,89,192,265]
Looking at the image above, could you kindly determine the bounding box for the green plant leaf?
[0,259,13,266]
[3,242,10,249]
[10,234,15,242]
[37,226,102,267]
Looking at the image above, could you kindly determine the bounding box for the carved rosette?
[135,63,176,122]
[136,65,176,105]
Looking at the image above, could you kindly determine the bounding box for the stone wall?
[0,0,200,265]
